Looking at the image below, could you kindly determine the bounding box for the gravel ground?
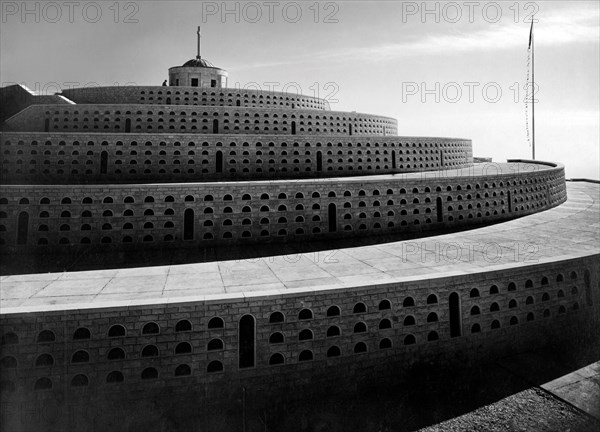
[418,387,600,432]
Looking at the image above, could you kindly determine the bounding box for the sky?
[1,0,599,179]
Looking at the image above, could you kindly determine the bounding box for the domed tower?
[168,27,228,88]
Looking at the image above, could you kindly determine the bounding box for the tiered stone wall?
[0,70,581,432]
[1,256,598,431]
[0,132,472,183]
[60,86,331,111]
[0,162,566,251]
[4,105,398,137]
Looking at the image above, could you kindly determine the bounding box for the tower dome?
[182,58,215,68]
[168,27,228,88]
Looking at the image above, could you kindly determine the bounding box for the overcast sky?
[1,1,598,179]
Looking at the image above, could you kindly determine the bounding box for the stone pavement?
[542,361,600,420]
[418,360,600,432]
[1,182,599,314]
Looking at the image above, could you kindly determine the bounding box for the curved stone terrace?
[1,180,597,315]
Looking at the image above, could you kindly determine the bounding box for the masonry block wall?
[1,255,598,431]
[4,105,398,138]
[0,163,566,252]
[60,87,332,111]
[0,132,472,183]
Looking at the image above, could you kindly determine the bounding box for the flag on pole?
[528,19,534,49]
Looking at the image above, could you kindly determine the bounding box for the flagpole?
[197,26,202,59]
[531,21,535,160]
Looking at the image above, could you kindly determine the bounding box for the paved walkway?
[419,360,600,432]
[542,361,600,420]
[1,182,599,314]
